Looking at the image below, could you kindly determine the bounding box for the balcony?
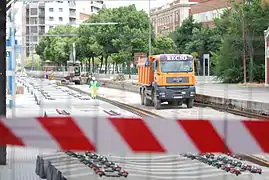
[69,19,76,25]
[39,11,45,17]
[39,18,45,24]
[39,31,45,35]
[69,11,76,18]
[39,2,45,7]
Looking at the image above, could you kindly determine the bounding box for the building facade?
[22,0,105,57]
[23,0,77,57]
[190,0,241,27]
[76,0,104,23]
[150,0,199,36]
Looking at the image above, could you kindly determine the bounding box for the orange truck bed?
[137,56,154,85]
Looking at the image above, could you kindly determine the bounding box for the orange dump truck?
[137,54,196,109]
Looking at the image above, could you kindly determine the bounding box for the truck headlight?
[159,92,165,97]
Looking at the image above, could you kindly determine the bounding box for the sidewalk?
[196,83,269,103]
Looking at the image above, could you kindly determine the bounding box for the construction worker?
[89,77,99,99]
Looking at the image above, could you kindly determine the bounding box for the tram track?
[194,101,269,119]
[66,85,269,168]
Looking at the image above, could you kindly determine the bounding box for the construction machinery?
[66,60,81,84]
[137,54,196,109]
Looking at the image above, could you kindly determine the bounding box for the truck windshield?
[160,60,193,73]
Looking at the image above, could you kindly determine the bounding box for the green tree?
[152,36,177,54]
[76,24,103,73]
[36,25,77,66]
[78,5,153,73]
[184,27,221,57]
[25,54,43,70]
[170,16,202,53]
[213,0,269,83]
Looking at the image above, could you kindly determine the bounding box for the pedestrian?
[89,77,99,99]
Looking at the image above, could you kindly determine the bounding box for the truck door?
[152,60,160,83]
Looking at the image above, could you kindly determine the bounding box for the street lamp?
[149,0,151,56]
[264,28,269,87]
[242,0,247,85]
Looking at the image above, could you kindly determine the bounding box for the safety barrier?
[0,116,268,154]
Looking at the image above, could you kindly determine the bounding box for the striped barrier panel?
[0,116,268,154]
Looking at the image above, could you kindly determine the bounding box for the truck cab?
[138,54,196,109]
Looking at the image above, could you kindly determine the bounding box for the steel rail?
[67,85,269,168]
[194,102,269,119]
[67,85,162,118]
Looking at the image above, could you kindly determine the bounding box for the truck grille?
[166,77,189,84]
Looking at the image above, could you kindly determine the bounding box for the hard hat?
[92,77,96,81]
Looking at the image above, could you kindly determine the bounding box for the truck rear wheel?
[153,91,161,109]
[140,91,144,105]
[143,90,151,106]
[186,99,194,108]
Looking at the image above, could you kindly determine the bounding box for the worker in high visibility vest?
[89,77,99,99]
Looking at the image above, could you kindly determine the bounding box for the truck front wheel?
[153,91,161,109]
[140,90,144,105]
[186,99,194,108]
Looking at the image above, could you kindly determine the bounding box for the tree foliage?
[36,26,77,65]
[170,16,221,58]
[213,0,269,83]
[153,36,177,54]
[35,1,269,82]
[36,5,170,73]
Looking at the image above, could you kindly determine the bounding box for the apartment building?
[23,0,77,57]
[190,0,241,27]
[76,0,104,23]
[22,0,105,56]
[150,0,199,36]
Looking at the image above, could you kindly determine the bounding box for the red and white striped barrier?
[0,116,268,154]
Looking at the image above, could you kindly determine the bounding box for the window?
[30,17,37,24]
[49,26,53,29]
[30,8,37,15]
[32,36,38,42]
[39,26,45,34]
[49,8,53,12]
[59,17,63,21]
[49,17,54,21]
[175,11,178,21]
[30,26,37,33]
[205,14,208,22]
[200,13,205,22]
[39,18,45,24]
[212,12,217,19]
[161,60,193,73]
[59,8,63,12]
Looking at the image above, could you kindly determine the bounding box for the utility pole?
[29,4,34,70]
[72,42,76,63]
[148,0,151,56]
[242,0,247,84]
[0,1,7,165]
